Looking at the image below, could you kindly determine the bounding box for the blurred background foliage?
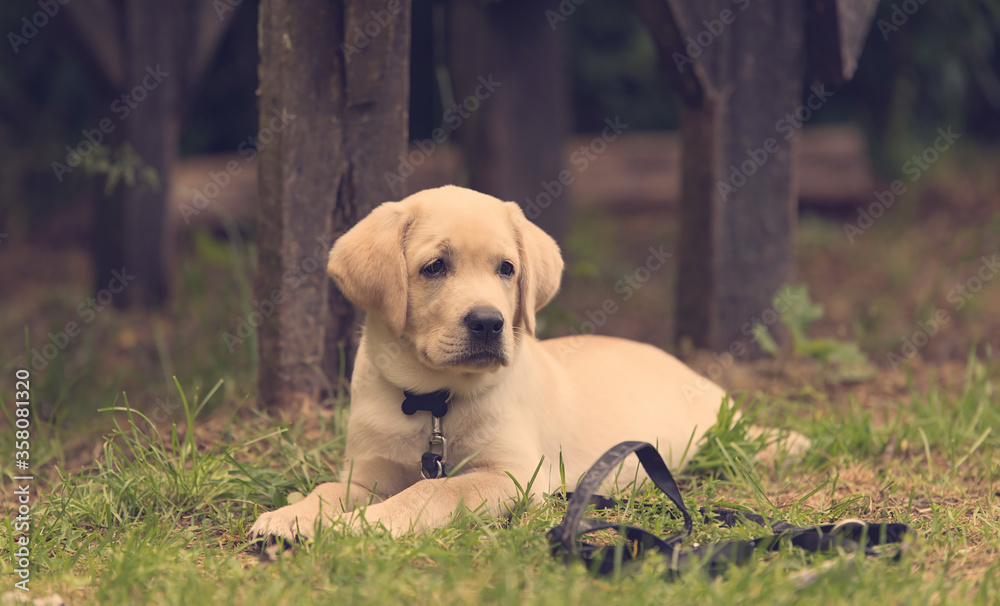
[1,0,999,228]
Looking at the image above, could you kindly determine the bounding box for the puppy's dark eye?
[499,261,515,277]
[422,259,446,277]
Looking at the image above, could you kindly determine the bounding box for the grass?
[1,209,998,604]
[1,356,997,604]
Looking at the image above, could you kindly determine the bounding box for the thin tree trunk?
[635,0,877,356]
[635,0,802,355]
[448,0,569,241]
[66,0,238,308]
[256,0,411,412]
[121,0,178,307]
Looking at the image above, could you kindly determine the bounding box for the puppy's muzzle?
[464,306,504,344]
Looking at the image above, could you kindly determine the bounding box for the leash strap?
[548,441,911,577]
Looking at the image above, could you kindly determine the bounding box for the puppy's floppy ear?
[505,202,564,336]
[328,202,414,335]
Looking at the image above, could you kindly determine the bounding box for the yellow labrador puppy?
[250,185,798,541]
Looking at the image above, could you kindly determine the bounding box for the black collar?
[401,390,451,418]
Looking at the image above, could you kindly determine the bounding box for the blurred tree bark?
[120,1,179,307]
[447,0,569,241]
[64,0,236,306]
[256,0,411,412]
[633,0,877,356]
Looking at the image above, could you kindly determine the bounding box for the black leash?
[548,441,911,578]
[402,390,451,479]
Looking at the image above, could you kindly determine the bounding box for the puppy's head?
[328,186,563,374]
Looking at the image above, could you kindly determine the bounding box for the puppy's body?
[250,186,770,541]
[349,328,726,497]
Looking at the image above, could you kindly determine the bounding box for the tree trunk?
[682,1,802,355]
[121,0,179,307]
[256,0,411,412]
[635,0,803,356]
[448,0,569,241]
[635,0,877,356]
[66,0,239,308]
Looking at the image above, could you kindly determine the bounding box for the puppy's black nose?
[464,307,504,344]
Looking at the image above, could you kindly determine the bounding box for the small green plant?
[83,143,161,195]
[753,284,875,382]
[683,395,766,476]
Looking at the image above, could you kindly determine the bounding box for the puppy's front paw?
[249,501,322,543]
